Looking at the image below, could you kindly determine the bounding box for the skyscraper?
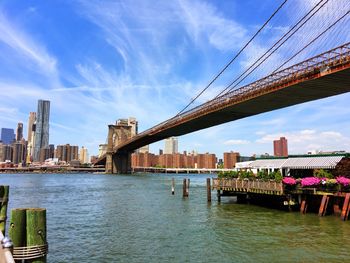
[16,122,23,141]
[0,128,15,144]
[164,137,178,154]
[27,112,36,143]
[33,100,50,162]
[273,137,288,157]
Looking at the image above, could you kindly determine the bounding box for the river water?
[1,173,350,262]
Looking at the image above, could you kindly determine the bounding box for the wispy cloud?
[0,11,57,78]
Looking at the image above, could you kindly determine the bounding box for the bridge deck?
[94,43,350,167]
[113,43,350,153]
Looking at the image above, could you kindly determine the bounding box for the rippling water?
[1,173,350,262]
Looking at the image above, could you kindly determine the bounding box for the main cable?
[174,0,288,117]
[216,0,328,98]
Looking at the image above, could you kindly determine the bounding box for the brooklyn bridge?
[96,0,350,173]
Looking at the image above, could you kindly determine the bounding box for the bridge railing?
[117,42,350,151]
[212,178,284,194]
[167,42,350,127]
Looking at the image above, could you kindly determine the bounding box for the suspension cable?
[272,9,350,74]
[216,0,328,98]
[174,0,288,117]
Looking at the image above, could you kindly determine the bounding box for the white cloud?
[256,129,350,154]
[0,11,57,77]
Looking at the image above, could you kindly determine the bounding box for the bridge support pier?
[106,151,131,174]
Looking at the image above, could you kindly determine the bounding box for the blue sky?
[0,0,350,158]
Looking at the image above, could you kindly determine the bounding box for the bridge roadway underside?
[119,66,350,153]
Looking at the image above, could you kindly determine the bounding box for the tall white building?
[164,137,178,154]
[79,146,90,164]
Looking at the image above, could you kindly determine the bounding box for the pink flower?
[336,176,350,186]
[301,177,321,187]
[282,177,296,185]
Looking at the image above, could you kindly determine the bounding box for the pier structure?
[212,178,350,219]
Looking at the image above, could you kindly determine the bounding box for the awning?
[282,156,344,169]
[235,155,345,170]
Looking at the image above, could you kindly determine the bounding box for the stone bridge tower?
[106,118,135,174]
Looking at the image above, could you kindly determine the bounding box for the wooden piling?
[318,195,329,217]
[0,185,9,235]
[217,190,221,202]
[186,179,190,197]
[341,193,350,221]
[183,179,187,198]
[171,178,175,195]
[300,199,307,214]
[26,208,47,263]
[207,178,211,202]
[9,208,27,249]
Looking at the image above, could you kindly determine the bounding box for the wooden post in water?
[318,195,330,217]
[26,208,47,263]
[207,178,211,202]
[341,193,350,221]
[171,178,175,195]
[217,190,221,202]
[0,185,9,235]
[9,208,27,249]
[186,179,190,197]
[300,199,307,214]
[183,179,187,198]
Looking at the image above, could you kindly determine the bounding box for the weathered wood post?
[318,195,330,217]
[183,179,187,198]
[0,185,9,235]
[26,208,47,263]
[207,178,211,202]
[341,193,350,221]
[300,198,307,214]
[186,179,190,197]
[171,178,175,195]
[9,208,27,249]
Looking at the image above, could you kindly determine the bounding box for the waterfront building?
[12,141,26,164]
[49,144,55,159]
[55,144,79,163]
[164,137,178,154]
[159,154,173,167]
[39,147,51,163]
[0,143,13,162]
[16,123,23,141]
[0,128,15,145]
[131,152,157,167]
[33,100,50,161]
[131,151,217,169]
[196,153,217,169]
[273,137,288,157]
[79,146,90,164]
[224,152,240,168]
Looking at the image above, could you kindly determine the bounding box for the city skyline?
[0,1,350,157]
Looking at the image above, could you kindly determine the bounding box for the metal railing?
[115,42,350,152]
[212,178,284,194]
